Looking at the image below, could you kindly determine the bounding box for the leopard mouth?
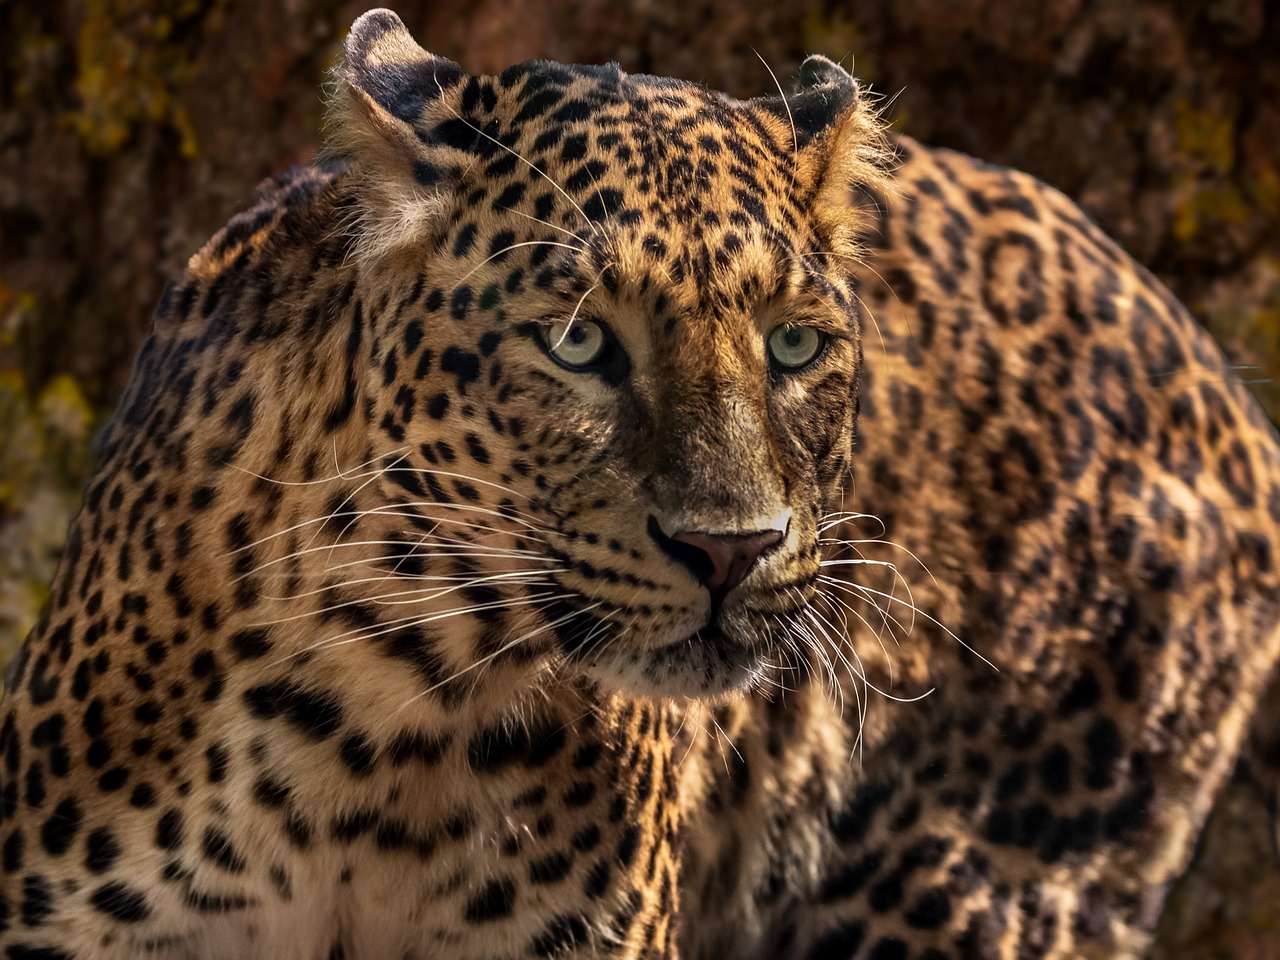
[543,538,813,697]
[535,576,763,696]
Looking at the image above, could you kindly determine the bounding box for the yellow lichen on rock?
[1171,99,1253,243]
[0,371,98,666]
[71,0,224,158]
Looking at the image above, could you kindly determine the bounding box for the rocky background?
[1,0,1278,954]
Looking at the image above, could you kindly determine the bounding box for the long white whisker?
[400,600,605,706]
[498,205,585,240]
[256,575,565,634]
[242,538,557,580]
[815,585,896,684]
[277,591,574,664]
[452,239,587,290]
[837,582,997,672]
[257,567,561,602]
[441,101,595,233]
[819,576,905,649]
[806,605,932,705]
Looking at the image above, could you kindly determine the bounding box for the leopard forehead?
[328,13,890,292]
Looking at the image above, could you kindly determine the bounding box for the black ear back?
[756,54,860,148]
[791,54,856,95]
[339,9,463,125]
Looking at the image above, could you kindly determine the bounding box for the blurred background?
[1,1,1278,954]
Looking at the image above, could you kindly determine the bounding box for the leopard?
[2,7,1279,959]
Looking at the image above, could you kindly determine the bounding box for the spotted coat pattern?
[1,9,1278,960]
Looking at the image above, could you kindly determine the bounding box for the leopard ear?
[328,9,467,263]
[759,55,892,251]
[791,55,855,95]
[339,9,463,126]
[754,54,864,149]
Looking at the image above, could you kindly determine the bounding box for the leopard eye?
[543,319,607,368]
[767,324,826,371]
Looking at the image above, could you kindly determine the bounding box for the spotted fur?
[1,9,1278,959]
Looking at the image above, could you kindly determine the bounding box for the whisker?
[231,467,548,556]
[257,567,561,602]
[367,571,565,608]
[815,585,897,684]
[498,205,585,240]
[817,553,917,636]
[399,600,606,706]
[819,573,910,641]
[242,538,557,580]
[835,581,997,673]
[550,272,608,349]
[242,498,556,579]
[451,239,587,290]
[706,710,744,777]
[255,571,563,632]
[819,576,908,650]
[792,604,848,717]
[806,604,932,706]
[385,467,543,504]
[440,100,595,234]
[227,447,390,488]
[276,591,574,662]
[817,511,885,536]
[752,47,799,197]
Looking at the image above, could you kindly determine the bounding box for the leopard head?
[328,9,889,699]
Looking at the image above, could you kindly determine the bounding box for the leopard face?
[336,12,889,698]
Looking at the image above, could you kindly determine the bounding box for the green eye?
[767,324,826,370]
[543,319,607,368]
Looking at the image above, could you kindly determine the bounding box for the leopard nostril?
[648,516,785,597]
[671,529,784,595]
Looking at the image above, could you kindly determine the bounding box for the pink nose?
[668,528,784,596]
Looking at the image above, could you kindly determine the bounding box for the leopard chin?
[577,622,768,700]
